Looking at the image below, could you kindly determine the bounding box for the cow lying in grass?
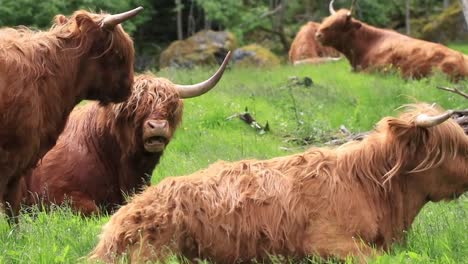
[21,53,231,216]
[289,21,341,65]
[90,103,468,263]
[315,0,468,79]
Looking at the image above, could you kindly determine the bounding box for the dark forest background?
[1,0,466,68]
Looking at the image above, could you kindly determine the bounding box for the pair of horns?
[175,51,232,99]
[329,0,356,16]
[101,6,144,29]
[415,109,468,128]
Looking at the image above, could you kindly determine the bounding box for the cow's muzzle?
[143,120,170,153]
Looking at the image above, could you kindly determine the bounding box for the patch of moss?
[159,30,237,68]
[233,44,281,68]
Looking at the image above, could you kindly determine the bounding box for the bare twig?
[437,86,468,99]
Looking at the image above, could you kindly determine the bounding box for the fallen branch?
[325,111,468,146]
[437,86,468,99]
[227,109,270,134]
[324,125,370,146]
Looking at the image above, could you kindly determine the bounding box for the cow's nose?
[145,120,168,130]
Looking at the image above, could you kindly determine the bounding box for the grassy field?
[0,46,467,263]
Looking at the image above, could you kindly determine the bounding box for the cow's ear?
[352,21,362,30]
[54,15,68,25]
[74,13,99,32]
[386,117,427,146]
[386,117,414,138]
[345,13,361,30]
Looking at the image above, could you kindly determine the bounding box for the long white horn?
[329,0,337,15]
[101,6,144,30]
[176,51,232,99]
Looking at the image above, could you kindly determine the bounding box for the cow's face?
[315,10,361,47]
[84,33,135,105]
[384,106,468,202]
[421,131,468,202]
[141,97,183,153]
[113,76,184,154]
[54,9,140,105]
[82,20,135,105]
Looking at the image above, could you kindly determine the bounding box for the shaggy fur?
[22,74,183,215]
[89,104,468,263]
[316,9,468,79]
[0,10,135,219]
[289,21,340,65]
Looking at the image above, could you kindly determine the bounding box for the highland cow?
[0,7,142,219]
[289,21,341,65]
[90,104,468,263]
[22,52,232,216]
[315,0,468,79]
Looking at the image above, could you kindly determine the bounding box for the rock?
[232,44,280,67]
[159,30,237,68]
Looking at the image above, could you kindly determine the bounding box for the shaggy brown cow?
[315,0,468,79]
[22,52,232,216]
[0,7,142,219]
[289,21,341,65]
[90,104,468,263]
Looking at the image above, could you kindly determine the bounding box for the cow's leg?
[67,191,100,216]
[4,176,24,225]
[303,225,380,263]
[0,167,14,216]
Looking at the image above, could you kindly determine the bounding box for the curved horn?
[329,0,337,15]
[176,51,232,99]
[349,0,357,15]
[101,6,144,29]
[414,110,456,128]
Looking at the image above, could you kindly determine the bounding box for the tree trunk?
[187,0,196,37]
[175,0,183,40]
[444,0,450,9]
[270,0,290,53]
[405,0,411,35]
[461,0,468,27]
[305,0,312,17]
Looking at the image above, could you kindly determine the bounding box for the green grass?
[1,48,467,263]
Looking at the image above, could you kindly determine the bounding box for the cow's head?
[378,104,468,201]
[113,52,231,155]
[53,7,143,104]
[315,0,361,47]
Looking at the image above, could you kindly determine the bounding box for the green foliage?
[419,2,467,42]
[0,0,152,33]
[196,0,270,43]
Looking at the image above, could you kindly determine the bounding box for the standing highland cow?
[21,52,232,216]
[90,104,468,263]
[289,21,341,65]
[315,0,468,79]
[0,7,142,219]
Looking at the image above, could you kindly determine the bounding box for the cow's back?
[92,151,373,263]
[289,22,339,63]
[375,37,467,78]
